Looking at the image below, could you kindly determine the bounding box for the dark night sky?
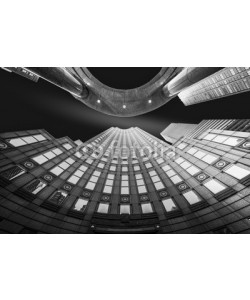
[1,68,250,142]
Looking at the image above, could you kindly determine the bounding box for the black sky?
[1,68,250,142]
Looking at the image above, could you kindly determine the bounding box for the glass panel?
[33,134,46,141]
[194,151,206,159]
[103,186,112,193]
[74,170,84,178]
[223,137,244,146]
[50,166,63,176]
[203,179,226,194]
[225,165,250,180]
[32,155,48,165]
[121,187,129,194]
[73,198,88,212]
[202,154,218,164]
[186,165,200,175]
[0,165,25,180]
[22,136,37,144]
[213,135,228,143]
[120,205,130,214]
[177,143,187,149]
[187,148,197,155]
[203,133,216,141]
[175,157,185,164]
[59,162,70,170]
[63,143,72,150]
[138,186,147,193]
[66,158,75,164]
[44,151,56,159]
[25,180,47,194]
[180,161,192,169]
[85,182,96,190]
[79,165,87,171]
[141,203,153,213]
[166,170,176,177]
[49,190,68,205]
[8,138,26,147]
[183,190,202,205]
[154,182,164,190]
[97,163,105,169]
[68,175,80,184]
[170,175,182,184]
[97,203,109,214]
[162,198,177,212]
[53,148,62,155]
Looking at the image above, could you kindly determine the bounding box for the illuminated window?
[85,171,101,190]
[120,204,131,214]
[162,198,177,212]
[177,143,187,150]
[203,179,226,194]
[103,173,115,194]
[224,164,250,179]
[72,198,88,212]
[7,134,47,147]
[63,143,73,150]
[68,165,88,184]
[97,203,109,214]
[141,203,153,213]
[183,190,202,205]
[25,179,47,195]
[0,165,26,180]
[32,148,62,165]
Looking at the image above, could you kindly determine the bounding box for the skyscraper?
[178,67,250,106]
[1,121,250,233]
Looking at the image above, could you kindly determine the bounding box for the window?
[85,171,101,190]
[187,148,197,155]
[68,165,88,184]
[141,203,153,213]
[74,151,82,158]
[177,143,187,150]
[203,179,226,194]
[25,179,47,194]
[135,175,147,194]
[180,161,192,169]
[32,148,62,165]
[103,173,115,194]
[183,190,202,205]
[162,165,171,171]
[194,150,206,159]
[202,154,218,164]
[48,190,68,206]
[63,143,73,150]
[7,134,47,147]
[162,198,177,212]
[156,158,164,164]
[0,165,26,180]
[50,158,75,176]
[175,157,185,164]
[110,165,116,171]
[120,204,130,214]
[122,166,128,172]
[145,162,152,168]
[97,203,109,214]
[133,165,140,171]
[170,175,182,184]
[72,198,88,212]
[224,164,250,179]
[186,165,200,175]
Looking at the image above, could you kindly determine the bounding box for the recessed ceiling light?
[148,99,152,104]
[97,99,101,104]
[123,105,126,109]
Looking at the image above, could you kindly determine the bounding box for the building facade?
[160,123,197,144]
[178,67,250,106]
[1,122,250,233]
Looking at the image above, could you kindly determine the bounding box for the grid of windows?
[121,175,129,194]
[85,171,101,190]
[135,174,147,194]
[68,165,88,184]
[7,134,46,147]
[149,170,165,190]
[200,132,245,147]
[103,174,115,194]
[50,158,75,176]
[32,148,63,164]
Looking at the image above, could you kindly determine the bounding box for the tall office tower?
[160,123,197,144]
[178,67,250,106]
[1,123,250,234]
[1,67,39,82]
